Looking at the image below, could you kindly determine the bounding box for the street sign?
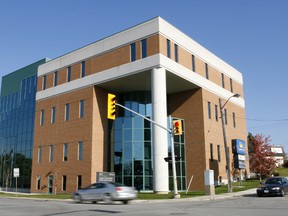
[13,168,20,177]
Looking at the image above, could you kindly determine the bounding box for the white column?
[151,67,169,194]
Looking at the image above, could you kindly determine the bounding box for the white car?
[73,182,137,204]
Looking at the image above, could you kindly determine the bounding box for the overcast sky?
[1,0,288,150]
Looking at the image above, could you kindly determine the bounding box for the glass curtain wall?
[111,92,186,191]
[0,75,37,189]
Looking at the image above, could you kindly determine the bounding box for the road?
[1,194,288,216]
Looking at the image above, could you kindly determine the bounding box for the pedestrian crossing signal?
[173,119,182,135]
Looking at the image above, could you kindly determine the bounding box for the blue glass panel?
[134,129,143,141]
[134,141,143,160]
[123,118,132,129]
[124,142,132,160]
[124,130,132,141]
[114,130,122,143]
[133,117,143,129]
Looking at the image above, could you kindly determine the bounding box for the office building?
[30,17,248,194]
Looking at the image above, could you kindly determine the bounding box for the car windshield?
[265,178,282,185]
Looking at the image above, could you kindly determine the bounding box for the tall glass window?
[67,66,71,82]
[40,109,44,126]
[49,145,54,162]
[78,141,83,160]
[51,106,56,124]
[174,44,178,62]
[233,112,236,128]
[81,61,86,78]
[221,73,225,88]
[65,103,70,121]
[215,105,218,121]
[43,75,47,90]
[192,54,196,72]
[205,63,209,79]
[217,145,221,162]
[167,39,171,58]
[63,143,68,161]
[130,43,136,62]
[230,78,233,93]
[54,71,58,86]
[38,146,42,163]
[79,99,84,118]
[141,39,147,58]
[224,109,228,125]
[208,102,211,119]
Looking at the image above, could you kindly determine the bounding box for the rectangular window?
[49,145,54,162]
[77,175,82,189]
[38,146,42,163]
[78,141,83,160]
[167,39,171,58]
[205,63,209,79]
[37,176,41,190]
[62,175,67,191]
[81,61,86,78]
[40,109,44,126]
[79,99,84,118]
[221,73,225,88]
[174,44,178,62]
[141,39,147,58]
[43,75,47,90]
[224,109,228,125]
[208,102,211,119]
[233,112,236,128]
[67,66,71,82]
[210,143,214,160]
[192,54,196,72]
[217,145,221,162]
[230,78,233,93]
[130,43,136,62]
[54,71,58,86]
[215,105,218,121]
[65,103,70,121]
[51,107,56,124]
[63,143,68,161]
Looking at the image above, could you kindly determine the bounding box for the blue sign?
[232,139,246,155]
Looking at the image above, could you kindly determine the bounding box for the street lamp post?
[219,93,240,193]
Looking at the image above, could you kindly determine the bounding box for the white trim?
[36,54,244,108]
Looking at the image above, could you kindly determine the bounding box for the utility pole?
[219,93,240,193]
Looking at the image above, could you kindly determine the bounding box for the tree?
[248,133,276,181]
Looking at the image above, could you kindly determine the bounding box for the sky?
[1,0,288,150]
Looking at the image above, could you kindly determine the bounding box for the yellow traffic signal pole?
[114,102,180,198]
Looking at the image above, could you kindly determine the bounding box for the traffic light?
[173,119,182,135]
[107,93,117,120]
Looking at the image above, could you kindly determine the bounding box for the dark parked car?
[256,176,288,197]
[73,182,137,204]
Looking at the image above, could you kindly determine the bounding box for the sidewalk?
[134,188,257,203]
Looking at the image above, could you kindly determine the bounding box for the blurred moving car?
[256,176,288,197]
[73,182,137,204]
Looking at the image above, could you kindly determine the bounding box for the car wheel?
[280,189,285,197]
[74,194,83,203]
[122,200,129,204]
[103,193,112,204]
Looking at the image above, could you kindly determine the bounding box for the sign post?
[13,168,20,195]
